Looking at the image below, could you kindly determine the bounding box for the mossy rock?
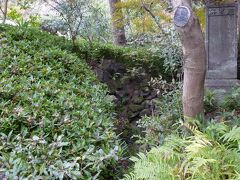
[129,104,144,113]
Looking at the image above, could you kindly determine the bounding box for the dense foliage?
[125,120,240,179]
[0,25,123,179]
[125,87,240,179]
[134,83,182,149]
[42,0,111,45]
[1,0,238,179]
[78,42,174,78]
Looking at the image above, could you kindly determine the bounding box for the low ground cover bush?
[0,25,123,179]
[2,25,181,80]
[78,41,182,80]
[78,42,167,77]
[0,25,182,178]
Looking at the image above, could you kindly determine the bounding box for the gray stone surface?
[205,79,240,88]
[205,79,240,102]
[206,4,238,79]
[205,4,239,94]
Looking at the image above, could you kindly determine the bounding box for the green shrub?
[0,25,71,51]
[220,87,240,111]
[0,25,123,179]
[76,42,170,78]
[1,25,177,80]
[133,83,182,149]
[133,87,240,151]
[128,87,240,180]
[125,120,240,180]
[204,89,217,113]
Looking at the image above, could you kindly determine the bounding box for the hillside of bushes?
[0,24,183,179]
[0,25,125,179]
[2,25,240,180]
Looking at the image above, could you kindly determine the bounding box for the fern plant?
[124,120,240,180]
[204,89,217,113]
[220,87,240,111]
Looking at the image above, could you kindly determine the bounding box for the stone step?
[205,79,240,89]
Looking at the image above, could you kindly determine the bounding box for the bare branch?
[140,0,165,33]
[0,6,4,14]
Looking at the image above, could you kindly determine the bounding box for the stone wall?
[88,58,159,130]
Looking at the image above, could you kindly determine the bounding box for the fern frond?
[188,157,216,174]
[130,152,147,163]
[185,132,212,155]
[125,121,240,179]
[181,120,199,133]
[205,122,229,140]
[164,134,187,152]
[222,126,240,142]
[123,172,136,180]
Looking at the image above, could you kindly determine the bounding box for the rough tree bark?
[109,0,127,46]
[172,0,206,118]
[1,0,9,24]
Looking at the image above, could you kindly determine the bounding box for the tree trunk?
[2,0,9,24]
[172,0,206,118]
[238,1,240,34]
[109,0,127,46]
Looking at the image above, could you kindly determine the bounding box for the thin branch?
[2,0,9,24]
[140,0,166,34]
[0,6,4,14]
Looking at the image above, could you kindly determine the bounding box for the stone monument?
[205,3,240,91]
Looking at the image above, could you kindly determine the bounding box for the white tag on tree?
[173,6,191,27]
